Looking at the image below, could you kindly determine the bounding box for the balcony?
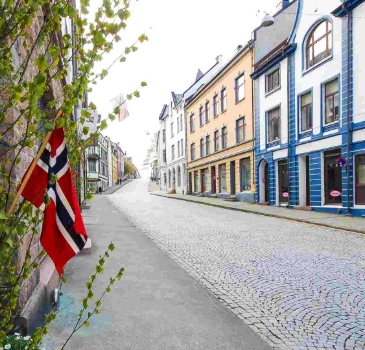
[88,153,100,160]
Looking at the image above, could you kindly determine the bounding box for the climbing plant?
[0,0,148,348]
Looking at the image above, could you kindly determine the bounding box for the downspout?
[346,9,352,216]
[286,46,291,208]
[250,41,256,202]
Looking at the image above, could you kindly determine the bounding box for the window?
[235,74,245,102]
[194,171,198,192]
[218,163,227,193]
[324,79,339,124]
[300,92,313,132]
[206,135,210,155]
[172,145,175,160]
[177,117,179,133]
[355,155,365,205]
[190,114,195,133]
[88,160,96,172]
[190,143,195,161]
[205,101,210,122]
[221,126,227,149]
[240,158,251,191]
[266,69,280,93]
[324,149,342,205]
[163,150,166,162]
[213,94,219,117]
[171,122,174,137]
[221,87,227,112]
[180,114,183,131]
[177,140,180,158]
[181,138,183,156]
[199,106,204,127]
[200,138,205,158]
[268,107,281,143]
[306,20,332,69]
[214,130,220,152]
[236,117,245,143]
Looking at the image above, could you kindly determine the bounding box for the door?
[211,166,216,193]
[355,155,365,204]
[230,161,236,195]
[306,156,310,206]
[324,149,342,205]
[189,172,192,194]
[278,160,289,203]
[201,169,206,192]
[264,163,269,202]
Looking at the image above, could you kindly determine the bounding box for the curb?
[150,193,365,235]
[105,179,133,195]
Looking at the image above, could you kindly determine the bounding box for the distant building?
[86,134,109,192]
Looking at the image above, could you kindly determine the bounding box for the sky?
[90,0,279,178]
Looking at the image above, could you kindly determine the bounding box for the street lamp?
[261,13,275,27]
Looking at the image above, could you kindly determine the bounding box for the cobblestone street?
[109,180,365,350]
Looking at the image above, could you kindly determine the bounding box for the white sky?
[90,0,278,178]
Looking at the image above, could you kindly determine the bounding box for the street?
[109,180,365,350]
[45,179,365,350]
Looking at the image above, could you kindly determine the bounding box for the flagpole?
[6,111,63,218]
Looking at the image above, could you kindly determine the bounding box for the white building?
[157,104,169,191]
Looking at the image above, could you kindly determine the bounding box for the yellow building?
[186,42,255,199]
[112,151,119,185]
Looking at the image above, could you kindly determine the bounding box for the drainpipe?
[250,41,256,202]
[286,47,291,208]
[346,9,352,216]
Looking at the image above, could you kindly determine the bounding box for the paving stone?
[110,184,365,350]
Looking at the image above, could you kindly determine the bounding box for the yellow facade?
[112,153,118,184]
[186,45,255,195]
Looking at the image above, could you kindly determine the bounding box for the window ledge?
[221,109,227,114]
[299,130,312,138]
[190,130,195,134]
[200,124,204,128]
[302,56,333,76]
[213,115,219,119]
[265,86,281,98]
[235,97,245,105]
[323,121,339,129]
[205,120,210,124]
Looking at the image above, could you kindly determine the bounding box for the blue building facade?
[253,0,365,217]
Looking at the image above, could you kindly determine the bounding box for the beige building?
[186,42,255,200]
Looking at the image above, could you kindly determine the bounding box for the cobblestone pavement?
[110,180,365,350]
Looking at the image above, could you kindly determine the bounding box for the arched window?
[306,20,332,69]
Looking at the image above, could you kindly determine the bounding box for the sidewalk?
[44,195,272,350]
[148,180,160,192]
[151,192,365,234]
[101,179,133,195]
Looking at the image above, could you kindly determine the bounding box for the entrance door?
[211,166,216,193]
[264,163,269,202]
[201,169,206,192]
[189,172,192,194]
[306,156,310,206]
[278,160,289,203]
[324,149,342,205]
[230,161,236,195]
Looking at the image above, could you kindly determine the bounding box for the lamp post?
[261,12,275,27]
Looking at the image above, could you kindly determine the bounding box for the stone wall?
[0,5,64,322]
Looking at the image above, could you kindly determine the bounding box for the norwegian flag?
[20,128,87,275]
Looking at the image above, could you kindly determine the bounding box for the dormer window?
[306,20,332,69]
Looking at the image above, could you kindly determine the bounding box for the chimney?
[215,55,223,64]
[282,0,289,9]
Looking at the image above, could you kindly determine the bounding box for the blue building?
[253,0,365,217]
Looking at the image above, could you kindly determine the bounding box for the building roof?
[158,104,168,120]
[171,92,183,106]
[185,42,251,109]
[195,69,204,82]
